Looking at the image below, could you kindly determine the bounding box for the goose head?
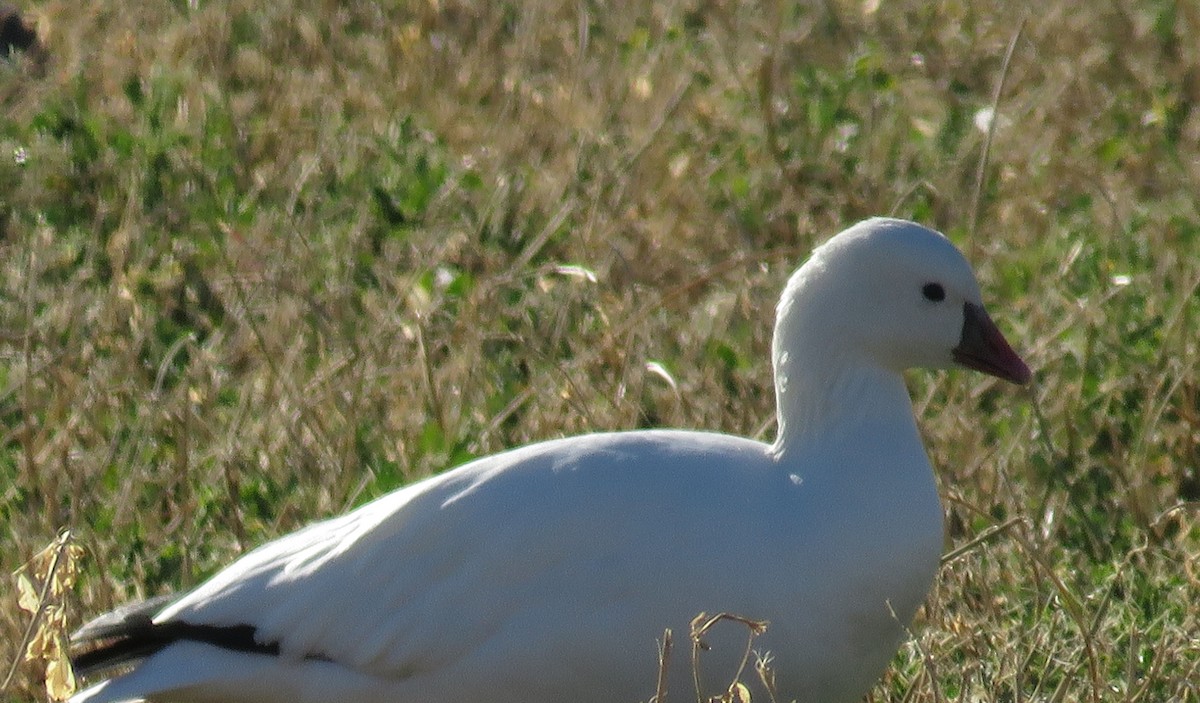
[772,218,1030,444]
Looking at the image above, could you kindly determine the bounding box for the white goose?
[69,217,1030,703]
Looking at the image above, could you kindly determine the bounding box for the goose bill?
[952,302,1031,385]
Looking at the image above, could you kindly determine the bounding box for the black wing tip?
[70,638,161,680]
[71,594,282,680]
[70,594,176,679]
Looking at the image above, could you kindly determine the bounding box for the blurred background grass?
[1,0,1198,700]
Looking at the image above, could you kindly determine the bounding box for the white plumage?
[70,217,1030,703]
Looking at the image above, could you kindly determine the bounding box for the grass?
[2,0,1198,700]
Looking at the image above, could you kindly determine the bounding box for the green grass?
[2,0,1198,701]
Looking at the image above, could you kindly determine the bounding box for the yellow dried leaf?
[16,571,40,613]
[728,682,752,703]
[59,543,85,586]
[25,622,53,661]
[45,645,77,701]
[49,566,73,599]
[42,603,67,631]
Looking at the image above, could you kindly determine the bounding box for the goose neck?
[769,353,919,459]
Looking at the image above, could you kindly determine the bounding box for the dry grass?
[2,0,1198,701]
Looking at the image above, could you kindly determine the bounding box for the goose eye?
[922,283,945,302]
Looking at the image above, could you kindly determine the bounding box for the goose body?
[70,218,1030,703]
